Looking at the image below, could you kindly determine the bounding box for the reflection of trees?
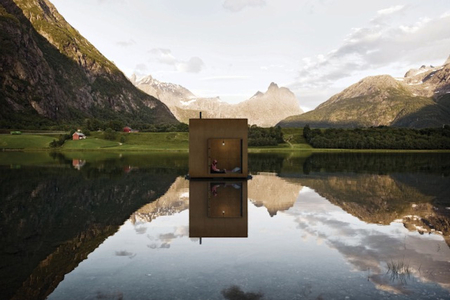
[249,152,310,175]
[302,152,450,176]
[0,163,183,300]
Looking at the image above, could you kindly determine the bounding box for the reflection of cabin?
[189,180,248,239]
[72,132,86,140]
[189,118,248,178]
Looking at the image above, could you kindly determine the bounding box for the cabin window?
[208,138,242,174]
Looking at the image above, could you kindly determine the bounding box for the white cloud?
[200,75,250,81]
[116,39,136,47]
[176,57,205,73]
[149,48,205,73]
[294,9,450,90]
[133,63,148,76]
[377,5,404,15]
[222,0,266,12]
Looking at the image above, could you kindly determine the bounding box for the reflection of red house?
[72,159,86,170]
[72,132,86,140]
[123,165,134,173]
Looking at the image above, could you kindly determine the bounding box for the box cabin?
[189,118,248,179]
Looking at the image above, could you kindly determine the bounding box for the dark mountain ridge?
[0,0,177,128]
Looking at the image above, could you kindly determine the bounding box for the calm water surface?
[1,152,450,300]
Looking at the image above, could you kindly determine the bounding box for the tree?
[104,128,117,140]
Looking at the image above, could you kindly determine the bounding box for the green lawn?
[0,134,57,149]
[63,137,122,150]
[0,130,311,152]
[117,132,189,150]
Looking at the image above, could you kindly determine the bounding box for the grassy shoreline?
[1,131,450,153]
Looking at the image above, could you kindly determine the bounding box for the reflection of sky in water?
[48,184,450,300]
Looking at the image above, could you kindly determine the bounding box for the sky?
[50,0,450,111]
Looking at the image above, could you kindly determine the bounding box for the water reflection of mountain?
[130,177,189,223]
[248,174,302,217]
[280,153,450,247]
[0,162,184,300]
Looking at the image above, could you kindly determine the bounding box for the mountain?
[0,0,177,128]
[278,57,450,128]
[133,75,303,127]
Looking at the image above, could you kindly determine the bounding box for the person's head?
[212,159,217,165]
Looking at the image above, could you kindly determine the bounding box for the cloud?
[200,75,250,81]
[223,0,266,12]
[149,48,205,73]
[149,48,177,65]
[377,5,404,15]
[116,39,136,47]
[294,8,450,90]
[132,63,148,77]
[292,205,450,293]
[97,0,125,3]
[176,57,205,73]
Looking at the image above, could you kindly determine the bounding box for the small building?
[123,126,132,133]
[189,118,248,178]
[72,132,86,140]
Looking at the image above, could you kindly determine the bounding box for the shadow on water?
[0,152,188,300]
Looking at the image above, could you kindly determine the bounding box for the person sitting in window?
[211,159,226,173]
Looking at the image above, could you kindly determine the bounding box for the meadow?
[0,129,309,152]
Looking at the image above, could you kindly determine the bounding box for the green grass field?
[0,130,310,152]
[0,134,58,149]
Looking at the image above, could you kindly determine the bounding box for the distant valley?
[132,75,303,127]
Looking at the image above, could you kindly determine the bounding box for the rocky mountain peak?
[319,75,402,109]
[130,74,137,84]
[252,91,264,98]
[445,55,450,66]
[404,65,436,78]
[134,78,303,126]
[268,82,279,90]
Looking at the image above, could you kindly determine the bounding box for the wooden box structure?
[189,118,248,178]
[189,180,248,239]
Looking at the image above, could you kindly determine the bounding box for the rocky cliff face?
[0,0,177,127]
[134,75,303,127]
[279,57,450,128]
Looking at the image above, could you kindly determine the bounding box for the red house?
[123,126,132,133]
[72,132,86,140]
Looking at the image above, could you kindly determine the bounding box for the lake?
[1,151,450,300]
